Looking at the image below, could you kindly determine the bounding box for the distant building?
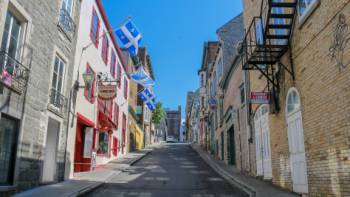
[180,120,186,142]
[154,117,167,142]
[165,106,181,141]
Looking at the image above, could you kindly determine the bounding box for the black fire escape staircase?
[241,0,297,111]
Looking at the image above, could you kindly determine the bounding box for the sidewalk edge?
[190,144,256,197]
[130,151,151,166]
[75,150,151,196]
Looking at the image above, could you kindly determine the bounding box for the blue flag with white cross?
[116,20,142,56]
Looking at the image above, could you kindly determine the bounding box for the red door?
[74,121,92,172]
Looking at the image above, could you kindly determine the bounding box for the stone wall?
[0,0,81,192]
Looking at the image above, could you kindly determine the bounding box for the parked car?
[166,136,177,143]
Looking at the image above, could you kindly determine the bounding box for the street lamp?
[82,72,95,88]
[74,71,95,91]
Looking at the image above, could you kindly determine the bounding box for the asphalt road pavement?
[85,143,248,197]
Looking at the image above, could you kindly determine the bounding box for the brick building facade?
[242,0,350,196]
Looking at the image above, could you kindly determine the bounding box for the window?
[90,8,100,47]
[217,57,223,80]
[50,55,65,107]
[114,103,119,127]
[101,34,109,64]
[59,0,74,33]
[239,83,245,105]
[1,11,23,71]
[84,64,96,103]
[110,52,116,78]
[61,0,73,16]
[200,73,204,87]
[298,0,319,22]
[286,88,300,114]
[97,132,109,155]
[117,63,121,88]
[124,77,128,99]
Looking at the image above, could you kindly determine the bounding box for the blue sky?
[102,0,242,115]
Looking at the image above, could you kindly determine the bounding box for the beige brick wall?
[222,62,253,173]
[242,0,350,195]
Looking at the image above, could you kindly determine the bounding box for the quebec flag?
[138,88,156,111]
[130,66,155,87]
[116,20,142,56]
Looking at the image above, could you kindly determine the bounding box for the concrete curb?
[190,144,256,197]
[130,151,151,166]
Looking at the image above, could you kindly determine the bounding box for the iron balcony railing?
[49,88,68,114]
[58,8,76,37]
[0,51,30,93]
[241,0,297,70]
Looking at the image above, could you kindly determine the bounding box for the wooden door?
[287,111,308,193]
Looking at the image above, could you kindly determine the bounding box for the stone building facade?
[198,41,220,152]
[242,0,350,196]
[0,0,81,193]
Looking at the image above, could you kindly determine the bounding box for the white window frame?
[298,0,320,27]
[285,87,301,116]
[51,54,66,95]
[1,11,24,61]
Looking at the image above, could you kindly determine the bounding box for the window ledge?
[47,104,65,118]
[297,0,321,29]
[57,24,73,42]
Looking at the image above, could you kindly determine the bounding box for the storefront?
[74,113,95,173]
[95,99,118,165]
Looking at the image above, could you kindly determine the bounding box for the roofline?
[96,0,130,79]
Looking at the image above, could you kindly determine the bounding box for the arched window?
[286,88,301,114]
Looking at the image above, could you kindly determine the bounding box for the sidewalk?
[14,148,153,197]
[191,144,299,197]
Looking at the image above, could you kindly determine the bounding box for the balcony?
[58,8,76,38]
[49,88,68,115]
[0,51,30,93]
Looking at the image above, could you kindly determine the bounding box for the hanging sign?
[98,84,117,100]
[251,92,270,104]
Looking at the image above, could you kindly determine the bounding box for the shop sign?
[251,92,270,104]
[98,84,117,100]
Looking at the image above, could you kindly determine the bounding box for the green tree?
[152,102,166,124]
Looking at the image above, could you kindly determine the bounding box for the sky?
[102,0,243,116]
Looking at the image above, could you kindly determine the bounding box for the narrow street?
[86,144,248,197]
